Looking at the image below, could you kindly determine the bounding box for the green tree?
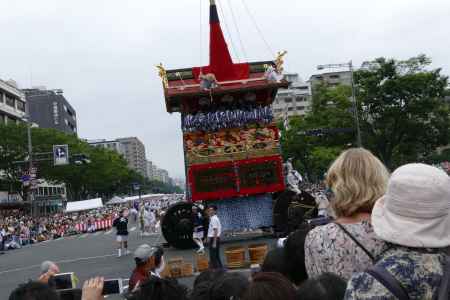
[281,55,450,177]
[0,124,153,201]
[281,85,354,180]
[356,55,450,168]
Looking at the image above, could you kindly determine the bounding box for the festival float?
[157,0,316,249]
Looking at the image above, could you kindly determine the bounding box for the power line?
[216,0,240,62]
[226,0,248,61]
[199,0,203,67]
[241,0,275,57]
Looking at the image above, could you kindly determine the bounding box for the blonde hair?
[326,148,389,218]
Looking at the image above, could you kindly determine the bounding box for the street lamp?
[23,114,35,216]
[316,61,362,147]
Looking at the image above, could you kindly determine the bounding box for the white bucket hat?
[372,163,450,248]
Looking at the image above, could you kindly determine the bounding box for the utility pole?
[317,61,363,147]
[26,117,34,217]
[349,61,362,148]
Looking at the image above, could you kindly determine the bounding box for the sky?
[1,0,450,179]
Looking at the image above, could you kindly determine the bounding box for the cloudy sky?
[1,0,449,178]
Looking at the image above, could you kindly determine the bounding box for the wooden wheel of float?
[161,202,197,249]
[273,189,318,235]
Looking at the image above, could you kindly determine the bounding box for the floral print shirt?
[345,246,446,299]
[305,221,386,280]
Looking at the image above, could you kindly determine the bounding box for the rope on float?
[242,0,275,58]
[216,0,241,62]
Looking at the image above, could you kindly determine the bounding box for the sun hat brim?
[372,196,450,248]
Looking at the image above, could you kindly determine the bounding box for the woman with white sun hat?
[345,163,450,300]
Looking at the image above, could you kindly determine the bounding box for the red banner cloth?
[191,3,250,82]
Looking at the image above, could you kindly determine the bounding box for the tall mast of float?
[208,0,234,78]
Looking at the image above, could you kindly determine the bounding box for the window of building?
[53,102,59,125]
[6,115,16,124]
[5,96,15,107]
[284,97,293,103]
[0,93,3,103]
[297,106,305,110]
[315,76,323,80]
[296,97,304,102]
[16,101,26,112]
[329,74,340,79]
[288,107,294,111]
[67,108,74,117]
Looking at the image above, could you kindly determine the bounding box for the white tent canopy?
[65,198,103,213]
[106,196,126,205]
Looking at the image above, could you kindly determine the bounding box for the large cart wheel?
[273,190,317,236]
[161,202,197,249]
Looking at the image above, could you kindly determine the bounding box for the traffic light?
[71,154,91,165]
[53,145,69,166]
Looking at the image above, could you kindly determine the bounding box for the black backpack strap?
[334,222,375,262]
[367,265,410,300]
[437,256,450,300]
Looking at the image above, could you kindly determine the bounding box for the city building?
[23,87,77,135]
[146,160,154,179]
[153,168,170,184]
[272,73,312,119]
[309,70,352,88]
[0,79,26,125]
[87,139,126,156]
[116,137,147,177]
[172,178,186,190]
[33,180,67,215]
[0,180,66,215]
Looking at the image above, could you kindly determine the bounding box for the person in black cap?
[129,244,165,291]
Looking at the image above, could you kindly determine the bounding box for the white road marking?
[0,254,116,275]
[130,227,136,232]
[105,230,113,235]
[94,231,102,236]
[79,234,88,239]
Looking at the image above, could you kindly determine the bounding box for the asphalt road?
[0,222,276,299]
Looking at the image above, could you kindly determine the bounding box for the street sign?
[20,175,31,183]
[132,183,141,191]
[53,145,69,166]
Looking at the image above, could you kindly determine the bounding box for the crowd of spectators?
[6,148,450,299]
[0,207,121,251]
[0,195,181,252]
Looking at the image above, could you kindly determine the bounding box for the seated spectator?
[8,281,59,300]
[261,248,290,280]
[243,272,296,300]
[296,273,347,300]
[305,148,389,280]
[129,276,188,300]
[345,163,450,299]
[209,272,249,300]
[129,244,165,291]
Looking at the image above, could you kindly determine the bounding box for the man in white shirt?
[207,205,223,269]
